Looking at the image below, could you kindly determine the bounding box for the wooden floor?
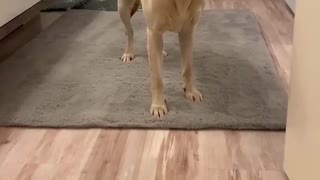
[0,0,293,179]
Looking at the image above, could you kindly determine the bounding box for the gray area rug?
[0,10,288,130]
[42,0,117,11]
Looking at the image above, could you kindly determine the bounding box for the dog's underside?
[118,0,205,118]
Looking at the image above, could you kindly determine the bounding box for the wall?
[284,0,320,180]
[286,0,296,12]
[0,0,41,27]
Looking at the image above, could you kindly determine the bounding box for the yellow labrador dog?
[118,0,205,118]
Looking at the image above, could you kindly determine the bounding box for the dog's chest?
[166,12,195,32]
[142,0,204,32]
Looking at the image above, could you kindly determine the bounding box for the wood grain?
[0,0,292,179]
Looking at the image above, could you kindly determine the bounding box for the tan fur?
[130,0,140,17]
[118,0,205,118]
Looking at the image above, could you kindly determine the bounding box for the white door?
[284,0,320,179]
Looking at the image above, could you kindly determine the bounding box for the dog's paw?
[184,87,203,102]
[150,100,168,118]
[121,53,134,63]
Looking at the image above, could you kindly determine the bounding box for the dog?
[118,0,205,118]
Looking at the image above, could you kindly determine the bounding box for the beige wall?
[284,0,320,180]
[0,0,41,27]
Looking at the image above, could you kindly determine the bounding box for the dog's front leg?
[179,23,203,102]
[118,0,135,62]
[147,28,168,117]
